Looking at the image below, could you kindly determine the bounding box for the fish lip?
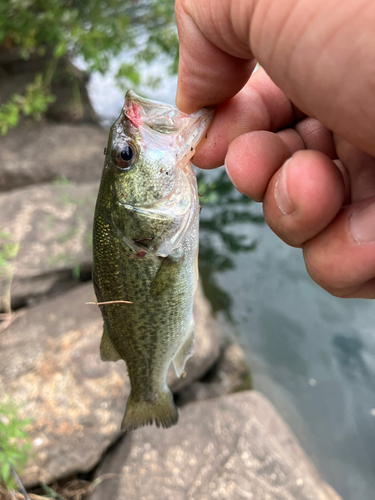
[123,90,214,137]
[124,89,214,117]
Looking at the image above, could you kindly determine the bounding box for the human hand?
[175,0,375,298]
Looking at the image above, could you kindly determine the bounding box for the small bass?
[93,91,213,431]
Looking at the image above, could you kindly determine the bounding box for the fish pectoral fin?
[100,323,121,362]
[150,250,184,297]
[122,388,178,431]
[173,320,195,378]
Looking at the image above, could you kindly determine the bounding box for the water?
[217,217,375,500]
[87,64,375,500]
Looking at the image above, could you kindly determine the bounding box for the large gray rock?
[0,281,219,487]
[0,183,98,310]
[90,392,341,500]
[0,123,106,191]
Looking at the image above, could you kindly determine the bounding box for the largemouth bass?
[93,91,213,431]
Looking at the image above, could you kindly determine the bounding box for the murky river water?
[87,62,375,500]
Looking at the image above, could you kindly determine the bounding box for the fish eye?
[112,141,138,170]
[121,146,133,161]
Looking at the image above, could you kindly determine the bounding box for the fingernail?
[274,159,294,215]
[350,202,375,243]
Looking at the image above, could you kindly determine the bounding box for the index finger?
[175,0,256,113]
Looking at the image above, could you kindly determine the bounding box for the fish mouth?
[123,90,214,152]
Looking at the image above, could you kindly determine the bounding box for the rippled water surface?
[214,215,375,500]
[88,64,375,500]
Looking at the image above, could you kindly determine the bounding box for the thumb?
[175,0,375,157]
[175,0,256,113]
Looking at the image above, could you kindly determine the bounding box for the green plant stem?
[0,446,30,500]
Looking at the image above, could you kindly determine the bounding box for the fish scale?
[93,91,213,431]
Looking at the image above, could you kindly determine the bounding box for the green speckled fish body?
[93,91,213,431]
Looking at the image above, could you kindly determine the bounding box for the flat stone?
[90,391,342,500]
[0,280,219,487]
[0,123,106,191]
[0,183,98,310]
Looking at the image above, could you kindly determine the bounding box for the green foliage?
[0,229,20,277]
[52,176,71,186]
[72,265,81,280]
[0,101,19,135]
[116,63,141,87]
[41,483,65,499]
[0,73,56,135]
[0,0,179,133]
[21,74,56,118]
[0,400,31,490]
[0,228,20,318]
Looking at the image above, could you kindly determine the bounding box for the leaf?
[116,63,140,85]
[1,462,10,483]
[53,41,66,58]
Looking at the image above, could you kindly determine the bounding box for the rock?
[0,283,125,487]
[0,183,97,310]
[0,123,107,191]
[0,280,219,487]
[89,391,342,500]
[175,343,251,407]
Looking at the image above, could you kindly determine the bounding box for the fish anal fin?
[100,323,121,362]
[173,321,195,378]
[122,388,178,431]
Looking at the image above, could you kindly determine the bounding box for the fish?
[92,91,213,431]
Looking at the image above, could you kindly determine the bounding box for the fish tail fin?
[121,388,178,432]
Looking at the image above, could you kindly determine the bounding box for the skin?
[175,0,375,298]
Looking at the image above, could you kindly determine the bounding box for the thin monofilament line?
[85,300,133,305]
